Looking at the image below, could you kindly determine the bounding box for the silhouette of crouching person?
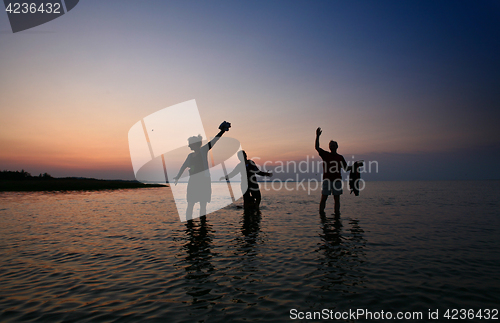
[222,150,272,210]
[174,121,231,220]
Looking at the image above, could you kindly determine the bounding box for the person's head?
[188,135,203,151]
[237,150,248,162]
[329,140,338,152]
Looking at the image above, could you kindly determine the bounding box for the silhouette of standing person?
[173,121,231,220]
[315,127,348,216]
[222,150,272,210]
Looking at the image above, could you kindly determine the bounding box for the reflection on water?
[0,181,499,322]
[181,217,218,307]
[240,209,262,251]
[310,213,366,296]
[177,209,265,315]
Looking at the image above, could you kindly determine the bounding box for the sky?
[1,0,499,181]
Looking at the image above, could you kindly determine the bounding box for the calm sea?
[0,181,499,322]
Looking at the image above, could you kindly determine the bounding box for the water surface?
[1,181,499,322]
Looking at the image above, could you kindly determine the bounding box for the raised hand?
[219,121,231,131]
[316,127,322,137]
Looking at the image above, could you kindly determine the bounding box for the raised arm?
[315,127,322,152]
[208,121,231,150]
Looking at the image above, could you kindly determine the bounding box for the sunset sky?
[1,0,499,181]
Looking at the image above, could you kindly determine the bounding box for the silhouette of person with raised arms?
[173,121,231,220]
[221,150,272,210]
[315,127,349,216]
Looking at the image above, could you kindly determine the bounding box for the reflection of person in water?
[315,213,366,292]
[315,127,349,216]
[183,216,215,298]
[174,121,231,220]
[222,150,272,210]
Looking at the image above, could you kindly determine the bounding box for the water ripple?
[1,182,499,321]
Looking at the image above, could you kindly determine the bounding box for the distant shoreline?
[0,178,167,192]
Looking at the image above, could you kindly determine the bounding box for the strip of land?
[0,178,167,192]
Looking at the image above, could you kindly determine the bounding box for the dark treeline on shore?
[0,170,167,192]
[1,170,53,181]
